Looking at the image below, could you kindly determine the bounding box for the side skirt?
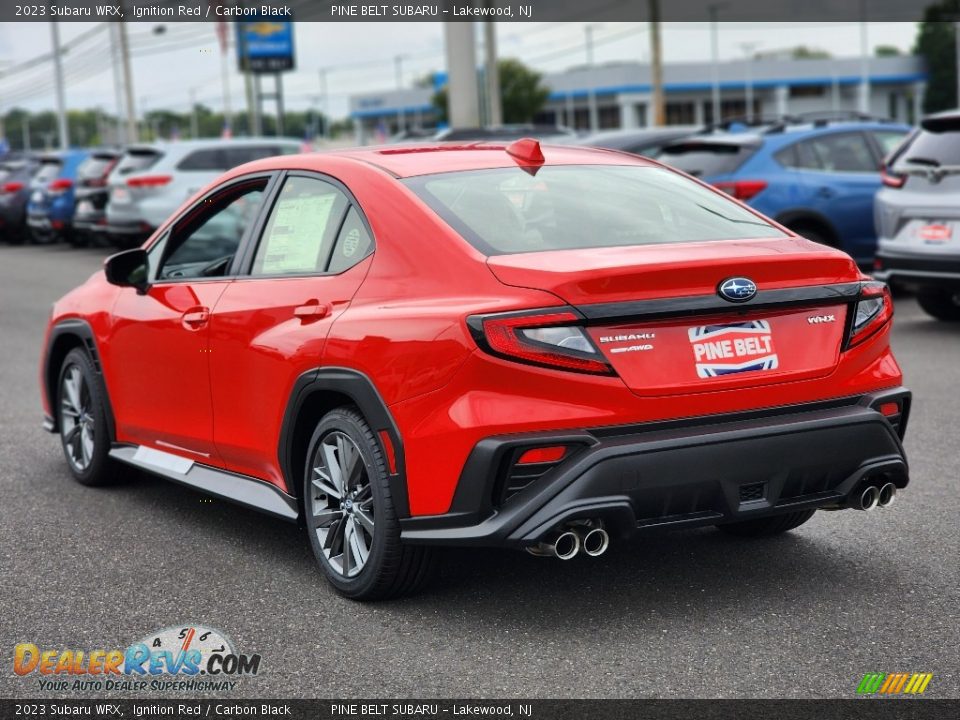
[109,445,300,522]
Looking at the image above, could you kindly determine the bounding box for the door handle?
[181,307,210,329]
[293,300,331,323]
[816,186,836,198]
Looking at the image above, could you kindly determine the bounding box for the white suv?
[105,138,301,247]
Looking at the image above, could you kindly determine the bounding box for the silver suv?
[105,138,301,247]
[874,111,960,321]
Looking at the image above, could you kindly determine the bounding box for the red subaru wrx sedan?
[40,140,910,599]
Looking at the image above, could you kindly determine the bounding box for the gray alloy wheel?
[56,347,122,486]
[303,407,435,600]
[309,431,376,578]
[60,363,96,473]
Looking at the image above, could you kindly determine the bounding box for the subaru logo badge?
[718,277,757,303]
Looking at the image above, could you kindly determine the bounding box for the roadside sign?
[237,20,295,73]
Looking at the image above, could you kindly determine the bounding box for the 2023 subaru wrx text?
[40,140,911,599]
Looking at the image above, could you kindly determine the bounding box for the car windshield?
[34,160,62,184]
[404,164,784,256]
[78,155,118,181]
[897,128,960,167]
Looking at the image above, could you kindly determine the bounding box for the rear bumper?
[400,389,911,548]
[874,250,960,291]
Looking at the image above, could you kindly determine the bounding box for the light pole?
[318,69,328,140]
[50,22,70,149]
[708,4,725,126]
[395,54,407,132]
[859,0,870,114]
[585,24,601,133]
[189,88,199,138]
[739,42,760,122]
[649,3,664,128]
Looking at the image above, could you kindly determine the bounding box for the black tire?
[57,347,123,486]
[716,509,816,537]
[303,407,434,600]
[916,289,960,322]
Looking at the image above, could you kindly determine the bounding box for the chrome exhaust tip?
[553,530,581,560]
[877,482,897,508]
[860,485,880,512]
[581,527,610,557]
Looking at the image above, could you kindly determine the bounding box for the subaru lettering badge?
[718,277,758,303]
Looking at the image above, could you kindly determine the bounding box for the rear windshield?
[115,149,162,175]
[404,165,785,256]
[658,142,756,177]
[893,128,960,167]
[34,160,63,184]
[77,154,118,181]
[176,145,295,171]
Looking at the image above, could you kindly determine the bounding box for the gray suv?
[874,111,960,321]
[105,138,301,247]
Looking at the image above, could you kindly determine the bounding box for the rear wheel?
[303,407,434,600]
[57,348,123,486]
[716,509,816,537]
[916,289,960,322]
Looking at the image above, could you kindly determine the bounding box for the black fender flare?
[42,318,117,441]
[278,367,410,518]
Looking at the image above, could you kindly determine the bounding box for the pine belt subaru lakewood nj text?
[40,139,911,599]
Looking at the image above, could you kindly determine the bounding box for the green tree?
[433,57,550,125]
[874,45,903,57]
[791,46,832,60]
[914,7,959,113]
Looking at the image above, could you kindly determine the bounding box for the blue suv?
[26,149,89,244]
[658,117,911,264]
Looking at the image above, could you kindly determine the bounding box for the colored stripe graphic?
[857,672,932,694]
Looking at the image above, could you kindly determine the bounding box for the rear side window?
[404,165,785,256]
[328,207,373,274]
[786,133,876,173]
[115,150,162,175]
[658,142,756,177]
[178,145,292,172]
[251,176,350,276]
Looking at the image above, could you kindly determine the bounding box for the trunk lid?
[487,238,859,396]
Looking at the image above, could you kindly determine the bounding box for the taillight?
[880,169,905,188]
[1,181,24,194]
[713,180,768,201]
[48,178,73,194]
[517,446,568,464]
[127,175,172,188]
[847,282,893,348]
[470,310,613,375]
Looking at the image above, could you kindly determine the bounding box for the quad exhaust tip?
[860,485,880,512]
[553,530,580,560]
[582,527,610,557]
[878,482,897,508]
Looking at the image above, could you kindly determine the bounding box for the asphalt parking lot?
[0,242,957,700]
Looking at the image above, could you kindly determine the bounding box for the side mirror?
[104,248,150,294]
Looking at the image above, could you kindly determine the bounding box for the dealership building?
[349,55,926,142]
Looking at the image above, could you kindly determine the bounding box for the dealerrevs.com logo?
[13,625,261,692]
[857,672,933,695]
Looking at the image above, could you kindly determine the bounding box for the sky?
[0,21,920,121]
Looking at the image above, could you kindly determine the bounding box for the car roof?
[122,137,302,153]
[325,142,658,177]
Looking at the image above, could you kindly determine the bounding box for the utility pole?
[219,28,232,135]
[395,54,406,132]
[318,69,328,139]
[739,42,760,122]
[443,22,480,128]
[585,24,600,133]
[189,88,199,138]
[109,25,125,144]
[859,1,870,114]
[954,22,960,108]
[22,115,31,151]
[484,21,502,126]
[117,5,138,143]
[50,22,69,149]
[649,3,664,127]
[708,4,722,125]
